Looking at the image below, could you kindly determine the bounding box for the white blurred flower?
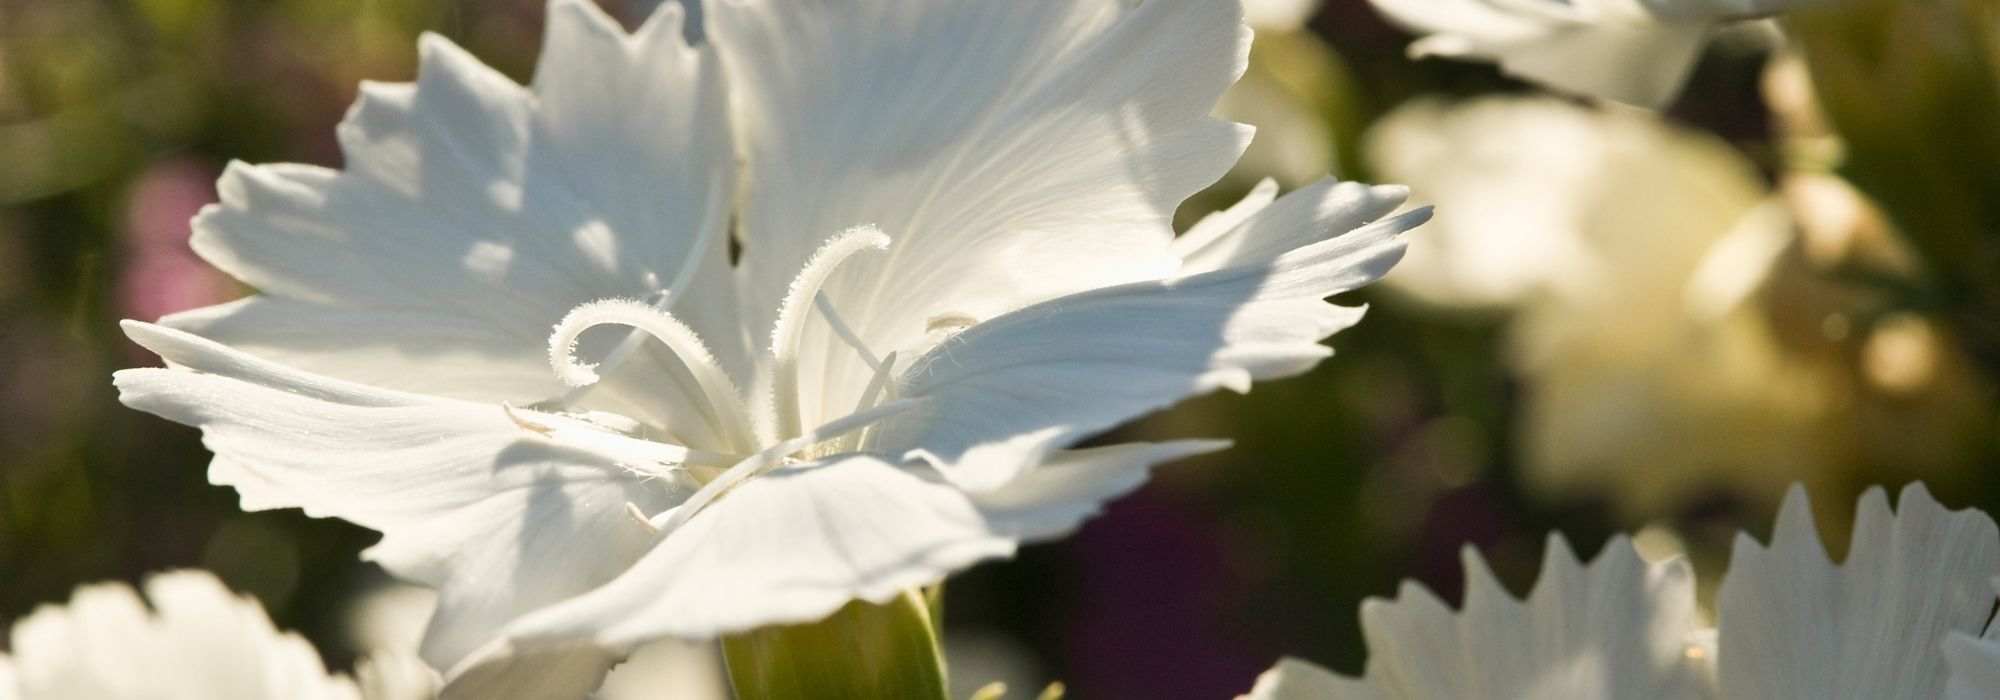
[115,0,1423,690]
[1216,28,1344,190]
[1367,0,1799,106]
[1219,71,1337,189]
[1244,0,1324,30]
[0,571,432,700]
[1369,96,1765,309]
[1371,94,1983,514]
[1246,483,2000,699]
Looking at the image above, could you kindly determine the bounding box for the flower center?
[538,225,919,532]
[548,297,757,453]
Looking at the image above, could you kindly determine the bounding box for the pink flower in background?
[119,159,234,327]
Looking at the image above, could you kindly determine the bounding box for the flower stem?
[722,589,949,700]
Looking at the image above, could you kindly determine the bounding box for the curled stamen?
[764,225,892,441]
[549,298,754,451]
[548,201,729,410]
[550,288,668,407]
[654,397,924,536]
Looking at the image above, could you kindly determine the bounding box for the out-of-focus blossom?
[1367,0,1801,106]
[114,0,1422,689]
[1246,483,2000,698]
[1218,0,1344,189]
[117,159,233,330]
[1244,0,1325,31]
[1370,95,1989,515]
[1366,97,1726,308]
[0,570,432,700]
[1217,35,1345,190]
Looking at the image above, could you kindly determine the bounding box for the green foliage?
[1788,0,2000,372]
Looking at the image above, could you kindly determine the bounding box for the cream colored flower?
[1370,94,1986,515]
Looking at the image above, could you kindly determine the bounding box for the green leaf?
[723,590,949,700]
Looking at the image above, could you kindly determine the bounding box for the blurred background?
[2,0,1996,697]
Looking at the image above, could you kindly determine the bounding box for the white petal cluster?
[0,571,434,700]
[1368,0,1799,106]
[1247,483,2000,699]
[112,0,1423,693]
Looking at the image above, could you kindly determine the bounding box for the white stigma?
[763,225,892,442]
[548,298,755,452]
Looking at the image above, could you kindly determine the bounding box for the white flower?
[1367,0,1794,106]
[0,570,431,700]
[1244,483,2000,699]
[1714,484,2000,698]
[1243,535,1709,698]
[114,0,1423,690]
[1944,584,2000,700]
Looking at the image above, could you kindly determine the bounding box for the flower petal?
[1337,536,1709,697]
[1370,0,1708,107]
[969,440,1230,541]
[165,0,740,442]
[500,455,1015,646]
[1242,657,1374,699]
[1944,629,2000,700]
[5,571,360,700]
[711,0,1253,428]
[114,322,680,672]
[882,185,1419,490]
[1715,483,2000,699]
[484,440,1218,649]
[1176,178,1411,274]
